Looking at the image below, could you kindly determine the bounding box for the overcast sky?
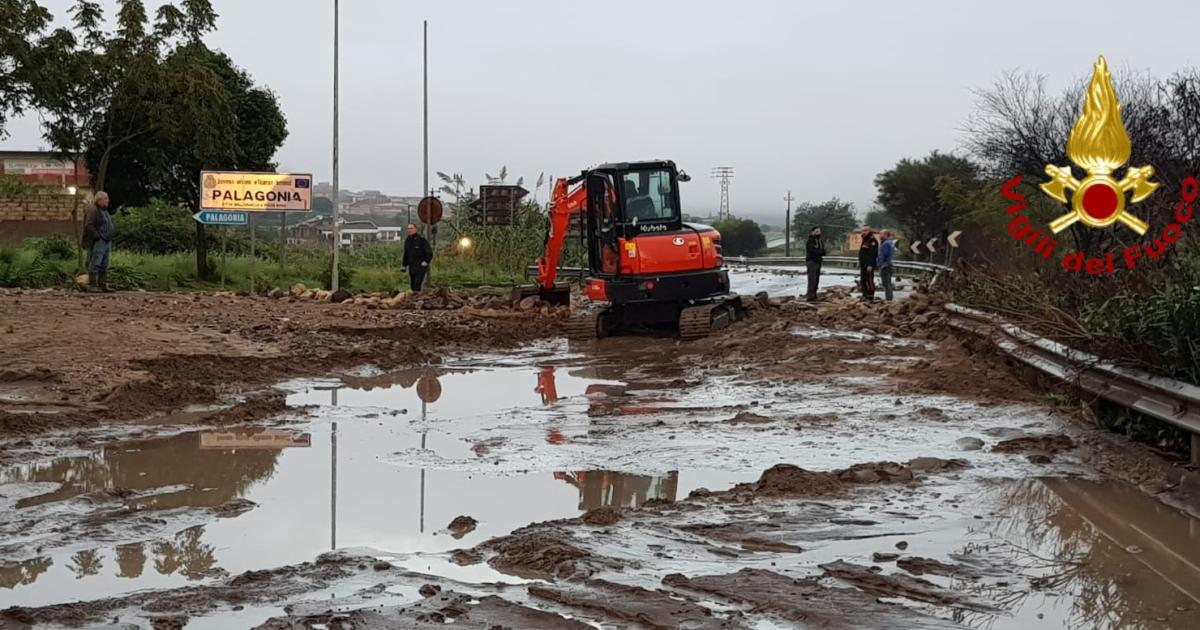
[4,0,1198,224]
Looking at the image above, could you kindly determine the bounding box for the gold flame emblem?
[1040,56,1157,235]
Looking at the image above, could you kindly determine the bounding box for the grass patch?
[1,238,545,293]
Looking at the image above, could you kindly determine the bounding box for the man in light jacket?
[876,229,897,302]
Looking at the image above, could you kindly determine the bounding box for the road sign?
[193,210,248,225]
[947,230,962,248]
[417,197,444,225]
[926,237,939,254]
[417,375,442,403]
[200,171,313,212]
[910,241,922,255]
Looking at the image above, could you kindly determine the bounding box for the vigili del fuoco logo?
[1001,56,1198,274]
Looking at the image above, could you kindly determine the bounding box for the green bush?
[24,235,76,260]
[114,203,199,254]
[0,246,73,289]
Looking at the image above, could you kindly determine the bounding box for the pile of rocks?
[765,289,950,341]
[226,283,573,317]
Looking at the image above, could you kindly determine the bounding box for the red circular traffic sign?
[417,197,444,225]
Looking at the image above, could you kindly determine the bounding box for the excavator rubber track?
[678,296,746,340]
[567,307,608,340]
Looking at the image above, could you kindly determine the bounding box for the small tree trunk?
[95,149,112,192]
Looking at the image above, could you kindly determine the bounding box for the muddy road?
[3,281,1200,629]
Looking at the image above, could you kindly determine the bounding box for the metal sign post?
[250,213,256,295]
[221,225,227,290]
[280,211,287,281]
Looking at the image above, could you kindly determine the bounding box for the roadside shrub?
[24,235,76,260]
[114,203,198,254]
[0,247,21,287]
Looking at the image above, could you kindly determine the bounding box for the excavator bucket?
[512,282,572,306]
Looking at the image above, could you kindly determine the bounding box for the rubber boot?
[86,272,101,293]
[99,271,115,293]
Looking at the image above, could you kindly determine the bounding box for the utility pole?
[330,0,341,291]
[783,190,795,257]
[710,167,734,221]
[422,19,429,239]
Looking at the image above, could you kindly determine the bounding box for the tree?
[0,0,52,138]
[714,216,766,256]
[791,198,857,247]
[864,207,899,231]
[33,0,212,191]
[85,43,287,278]
[873,152,980,243]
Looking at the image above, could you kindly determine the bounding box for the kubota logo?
[1001,55,1198,275]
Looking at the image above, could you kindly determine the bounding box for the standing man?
[402,223,432,292]
[857,225,878,301]
[81,191,115,293]
[877,229,897,302]
[804,226,826,302]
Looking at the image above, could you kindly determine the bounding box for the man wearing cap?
[81,191,115,293]
[857,225,878,301]
[401,223,433,292]
[804,226,826,302]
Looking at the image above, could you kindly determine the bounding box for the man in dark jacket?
[804,226,826,302]
[81,191,115,293]
[857,226,878,301]
[402,224,433,292]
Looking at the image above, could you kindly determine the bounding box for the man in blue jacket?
[876,229,897,302]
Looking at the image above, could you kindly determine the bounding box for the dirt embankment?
[0,289,563,441]
[680,289,1038,404]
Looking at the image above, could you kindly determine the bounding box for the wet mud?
[5,281,1200,629]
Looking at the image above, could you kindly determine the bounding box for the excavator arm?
[536,175,588,290]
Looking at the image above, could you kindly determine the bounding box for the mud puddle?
[0,353,745,608]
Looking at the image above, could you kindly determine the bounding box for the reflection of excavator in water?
[554,470,680,510]
[517,160,747,339]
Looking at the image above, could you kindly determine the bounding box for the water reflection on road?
[0,360,722,607]
[965,477,1200,630]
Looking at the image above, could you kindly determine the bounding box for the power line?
[710,165,729,219]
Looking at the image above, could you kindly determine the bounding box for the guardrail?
[944,303,1200,464]
[525,257,953,281]
[731,256,953,275]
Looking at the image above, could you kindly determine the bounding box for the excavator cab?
[522,159,745,339]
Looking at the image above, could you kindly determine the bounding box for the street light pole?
[330,0,341,291]
[422,19,429,239]
[783,191,795,257]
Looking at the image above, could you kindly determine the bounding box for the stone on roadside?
[290,283,307,297]
[267,288,284,299]
[329,288,352,303]
[956,437,984,451]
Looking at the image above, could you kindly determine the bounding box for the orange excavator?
[518,160,746,339]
